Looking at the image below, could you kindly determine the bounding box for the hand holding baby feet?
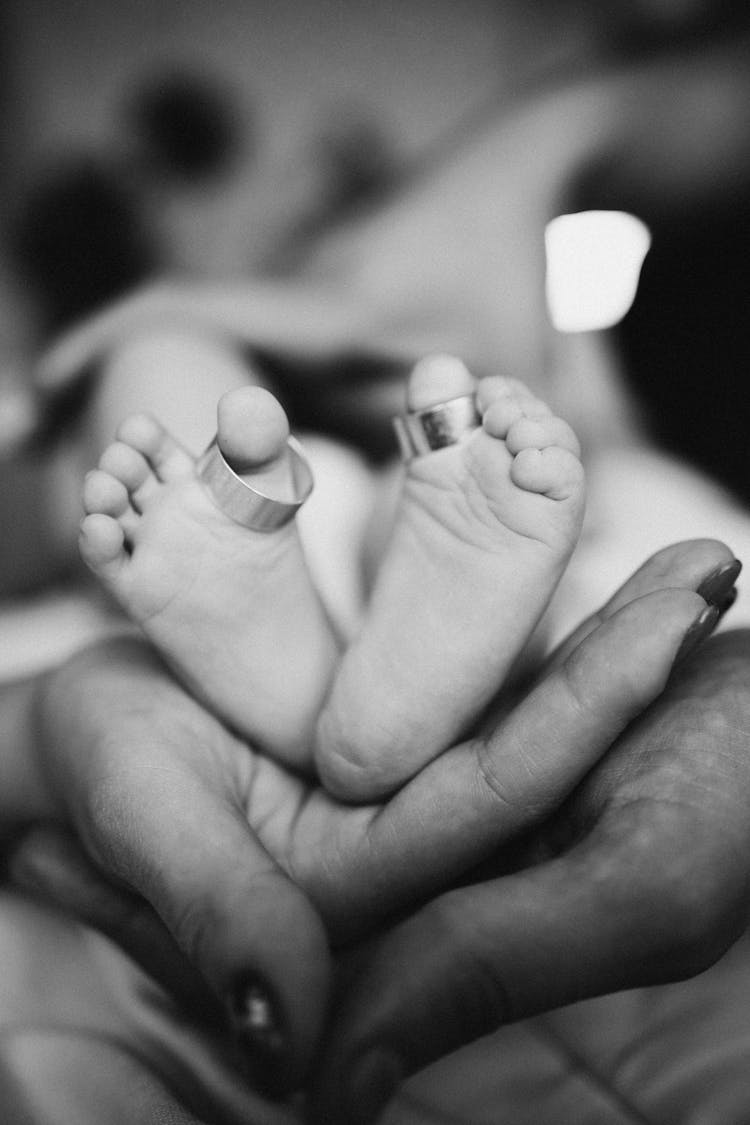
[315,354,585,801]
[79,386,338,766]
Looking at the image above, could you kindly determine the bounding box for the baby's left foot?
[316,355,585,800]
[79,386,339,766]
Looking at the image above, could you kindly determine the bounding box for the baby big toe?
[406,353,475,411]
[217,386,291,471]
[511,445,584,501]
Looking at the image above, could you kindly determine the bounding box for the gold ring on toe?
[392,394,481,462]
[196,435,314,531]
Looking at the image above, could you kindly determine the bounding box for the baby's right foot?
[316,355,585,801]
[79,386,339,767]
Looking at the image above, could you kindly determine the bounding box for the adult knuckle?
[559,648,595,720]
[475,738,519,812]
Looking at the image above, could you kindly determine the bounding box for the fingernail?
[717,586,738,620]
[345,1049,404,1125]
[227,976,287,1095]
[696,558,742,606]
[674,603,721,664]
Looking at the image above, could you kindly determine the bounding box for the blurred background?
[0,0,748,670]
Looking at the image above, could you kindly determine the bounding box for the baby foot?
[315,354,585,800]
[79,386,338,766]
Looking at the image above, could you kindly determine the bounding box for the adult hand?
[312,613,750,1123]
[7,540,736,1097]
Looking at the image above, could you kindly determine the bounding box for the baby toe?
[83,470,141,541]
[406,354,475,412]
[79,512,128,581]
[217,385,291,471]
[505,415,581,458]
[116,412,163,451]
[117,413,193,482]
[482,390,552,440]
[511,445,585,501]
[99,441,152,496]
[83,469,129,517]
[476,374,543,413]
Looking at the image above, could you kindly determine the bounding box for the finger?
[313,801,735,1125]
[330,587,718,939]
[91,763,329,1092]
[547,538,740,669]
[313,629,750,1125]
[38,640,330,1093]
[8,825,221,1023]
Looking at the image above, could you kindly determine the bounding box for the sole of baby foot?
[79,386,338,766]
[315,354,585,801]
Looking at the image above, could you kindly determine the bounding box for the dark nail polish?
[345,1050,404,1125]
[696,558,742,606]
[674,603,721,664]
[227,976,287,1094]
[717,586,738,619]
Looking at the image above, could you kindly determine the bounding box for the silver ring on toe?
[392,394,481,462]
[196,434,314,531]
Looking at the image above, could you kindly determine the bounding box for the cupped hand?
[8,540,736,1097]
[313,612,750,1122]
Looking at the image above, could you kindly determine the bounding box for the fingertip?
[216,874,332,1092]
[565,587,711,709]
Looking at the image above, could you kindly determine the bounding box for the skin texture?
[315,364,585,802]
[312,626,750,1122]
[4,539,742,1102]
[79,392,339,767]
[8,35,748,1115]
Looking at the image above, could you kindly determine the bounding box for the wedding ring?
[196,435,314,531]
[393,394,481,462]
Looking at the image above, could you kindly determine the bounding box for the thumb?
[312,805,730,1125]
